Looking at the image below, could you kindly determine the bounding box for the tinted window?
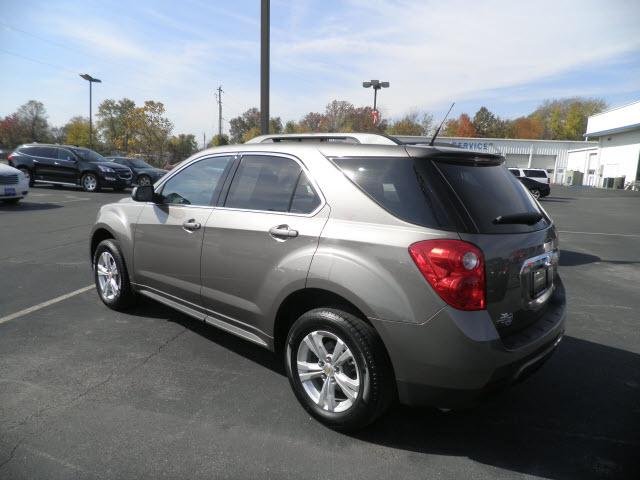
[72,148,104,162]
[58,149,75,161]
[290,173,321,213]
[161,156,232,206]
[523,169,547,178]
[110,158,127,165]
[225,156,302,212]
[436,162,549,233]
[333,157,456,229]
[509,169,521,176]
[29,146,57,158]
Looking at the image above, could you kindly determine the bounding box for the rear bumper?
[370,278,566,408]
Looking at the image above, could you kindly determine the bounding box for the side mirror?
[131,185,157,202]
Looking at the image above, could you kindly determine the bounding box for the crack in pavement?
[0,327,188,473]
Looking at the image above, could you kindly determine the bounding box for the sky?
[1,0,639,143]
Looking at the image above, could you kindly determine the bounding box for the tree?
[442,118,460,137]
[242,126,261,143]
[297,112,327,132]
[472,107,505,138]
[131,101,173,157]
[207,134,229,147]
[168,134,197,162]
[386,112,424,136]
[531,98,607,140]
[96,98,137,152]
[0,113,25,148]
[508,116,543,139]
[16,100,50,143]
[284,120,297,134]
[65,116,91,147]
[228,108,284,142]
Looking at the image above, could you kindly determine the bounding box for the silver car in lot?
[90,138,566,430]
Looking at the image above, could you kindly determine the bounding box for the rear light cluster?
[7,153,13,166]
[409,239,486,311]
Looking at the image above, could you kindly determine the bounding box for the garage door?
[530,155,556,170]
[504,154,529,168]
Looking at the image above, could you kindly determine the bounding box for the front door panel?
[134,204,213,308]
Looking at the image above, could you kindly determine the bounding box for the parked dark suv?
[104,156,167,186]
[8,144,133,192]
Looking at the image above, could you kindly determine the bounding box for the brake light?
[409,239,485,311]
[7,153,13,165]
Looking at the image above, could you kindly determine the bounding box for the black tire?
[530,189,541,199]
[93,239,136,310]
[2,198,20,204]
[81,173,101,192]
[285,308,395,431]
[18,167,34,187]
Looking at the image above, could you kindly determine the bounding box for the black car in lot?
[517,176,550,199]
[104,157,167,186]
[8,144,133,192]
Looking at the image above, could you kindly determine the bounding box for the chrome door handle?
[182,219,201,232]
[269,225,298,239]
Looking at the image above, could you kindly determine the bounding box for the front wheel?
[93,239,136,310]
[82,173,100,192]
[285,308,395,431]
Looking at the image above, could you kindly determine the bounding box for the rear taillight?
[409,239,485,311]
[7,153,13,165]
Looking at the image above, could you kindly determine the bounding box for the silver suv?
[91,140,566,430]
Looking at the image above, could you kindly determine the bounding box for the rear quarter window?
[331,157,457,230]
[523,169,548,178]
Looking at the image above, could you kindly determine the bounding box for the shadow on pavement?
[127,298,640,478]
[560,250,601,266]
[0,201,63,211]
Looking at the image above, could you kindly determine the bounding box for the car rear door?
[200,153,329,338]
[30,146,59,182]
[132,154,235,312]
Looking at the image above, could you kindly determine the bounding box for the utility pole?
[260,0,270,135]
[215,86,223,137]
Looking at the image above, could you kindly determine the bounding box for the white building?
[395,135,596,184]
[567,100,640,188]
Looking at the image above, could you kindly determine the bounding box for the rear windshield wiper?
[493,212,543,225]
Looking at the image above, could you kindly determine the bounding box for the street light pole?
[362,79,389,125]
[80,74,102,148]
[260,0,270,135]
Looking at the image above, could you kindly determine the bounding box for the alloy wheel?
[84,174,97,192]
[138,176,151,186]
[296,330,361,413]
[96,251,121,301]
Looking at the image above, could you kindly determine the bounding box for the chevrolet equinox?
[90,140,566,431]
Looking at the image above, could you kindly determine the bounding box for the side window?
[509,169,520,177]
[290,173,321,213]
[161,155,233,206]
[112,158,125,165]
[30,146,55,158]
[225,155,302,212]
[58,149,75,161]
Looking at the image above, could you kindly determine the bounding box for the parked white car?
[508,168,550,184]
[0,163,30,204]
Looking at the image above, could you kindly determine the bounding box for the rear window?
[523,169,547,178]
[436,162,549,233]
[332,157,457,230]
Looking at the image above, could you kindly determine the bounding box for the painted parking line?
[559,230,640,238]
[0,285,94,326]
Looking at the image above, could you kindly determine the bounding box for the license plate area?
[520,251,558,307]
[4,187,16,196]
[531,266,552,298]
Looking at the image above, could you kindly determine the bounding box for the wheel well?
[273,288,372,353]
[90,228,114,261]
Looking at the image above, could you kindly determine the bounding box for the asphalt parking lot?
[1,184,639,479]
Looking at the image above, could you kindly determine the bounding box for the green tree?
[207,134,229,147]
[531,98,607,140]
[64,116,91,147]
[386,111,433,136]
[228,108,284,142]
[17,100,50,142]
[284,120,298,133]
[168,134,198,162]
[131,101,174,157]
[472,107,505,138]
[96,98,137,152]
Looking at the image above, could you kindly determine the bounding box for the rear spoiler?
[404,145,505,166]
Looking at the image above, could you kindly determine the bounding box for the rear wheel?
[285,308,394,431]
[93,239,136,310]
[2,198,20,204]
[530,189,541,199]
[82,173,100,192]
[18,167,33,187]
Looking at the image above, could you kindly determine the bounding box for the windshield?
[72,148,104,162]
[129,159,152,168]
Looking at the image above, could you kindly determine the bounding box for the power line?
[0,48,77,75]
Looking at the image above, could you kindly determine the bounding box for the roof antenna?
[429,102,455,146]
